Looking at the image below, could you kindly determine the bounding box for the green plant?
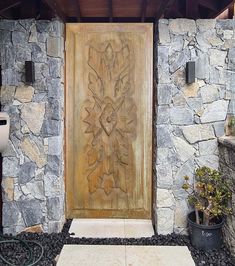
[182,166,232,226]
[228,117,235,128]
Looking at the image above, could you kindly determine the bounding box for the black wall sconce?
[0,65,2,87]
[25,61,35,84]
[186,61,195,84]
[0,65,2,111]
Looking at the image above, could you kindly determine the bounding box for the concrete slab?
[57,245,125,266]
[69,219,125,238]
[69,219,154,238]
[124,219,154,238]
[126,246,195,266]
[57,245,195,266]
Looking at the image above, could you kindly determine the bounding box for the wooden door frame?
[64,23,154,220]
[151,23,157,227]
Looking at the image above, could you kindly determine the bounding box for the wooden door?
[66,24,153,219]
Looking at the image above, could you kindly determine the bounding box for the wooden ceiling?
[0,0,234,22]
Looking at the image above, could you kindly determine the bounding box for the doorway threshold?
[69,219,154,238]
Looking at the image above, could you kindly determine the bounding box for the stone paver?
[69,219,125,238]
[64,220,195,265]
[126,246,195,266]
[57,245,125,266]
[69,219,154,238]
[57,245,195,266]
[124,219,154,238]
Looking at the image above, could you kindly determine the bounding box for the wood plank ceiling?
[0,0,234,22]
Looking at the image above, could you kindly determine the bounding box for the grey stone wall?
[156,19,234,234]
[1,18,234,236]
[0,19,65,234]
[218,137,235,257]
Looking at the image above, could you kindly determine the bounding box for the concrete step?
[69,219,155,238]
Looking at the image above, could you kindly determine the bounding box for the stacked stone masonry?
[156,19,234,235]
[219,137,235,257]
[0,19,65,234]
[0,18,234,236]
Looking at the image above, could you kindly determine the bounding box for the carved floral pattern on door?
[83,41,137,204]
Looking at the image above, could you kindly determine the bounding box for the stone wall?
[156,19,234,234]
[0,19,65,234]
[1,18,234,236]
[218,137,235,257]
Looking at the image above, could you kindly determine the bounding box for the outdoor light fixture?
[25,61,35,84]
[0,65,2,86]
[186,61,195,84]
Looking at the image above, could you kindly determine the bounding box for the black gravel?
[0,219,234,266]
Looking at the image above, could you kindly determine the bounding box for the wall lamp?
[186,61,195,84]
[25,61,35,84]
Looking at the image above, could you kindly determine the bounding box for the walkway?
[57,219,195,266]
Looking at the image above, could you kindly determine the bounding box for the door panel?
[66,24,153,219]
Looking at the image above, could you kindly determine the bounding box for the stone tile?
[57,245,195,266]
[158,21,170,44]
[15,86,34,103]
[182,124,215,144]
[157,189,174,208]
[173,137,195,162]
[170,107,193,125]
[21,103,45,135]
[126,246,195,266]
[124,219,154,238]
[156,164,173,189]
[69,219,125,238]
[69,219,155,239]
[47,36,63,58]
[169,19,196,35]
[21,137,47,168]
[57,245,125,266]
[200,100,229,123]
[156,208,174,235]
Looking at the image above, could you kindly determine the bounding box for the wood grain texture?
[65,23,153,219]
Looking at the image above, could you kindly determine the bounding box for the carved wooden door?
[66,24,153,219]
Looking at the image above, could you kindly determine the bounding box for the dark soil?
[0,219,234,266]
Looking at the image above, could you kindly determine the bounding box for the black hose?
[0,234,44,266]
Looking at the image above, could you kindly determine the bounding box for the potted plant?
[182,166,232,250]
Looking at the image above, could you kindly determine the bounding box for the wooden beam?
[166,0,183,18]
[1,7,16,19]
[0,14,10,18]
[20,0,37,19]
[35,0,42,19]
[213,0,234,18]
[141,0,147,22]
[228,1,235,18]
[155,0,175,22]
[79,17,154,23]
[233,1,235,16]
[42,0,66,22]
[108,0,113,22]
[74,0,81,22]
[198,0,219,11]
[0,0,21,13]
[186,0,199,19]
